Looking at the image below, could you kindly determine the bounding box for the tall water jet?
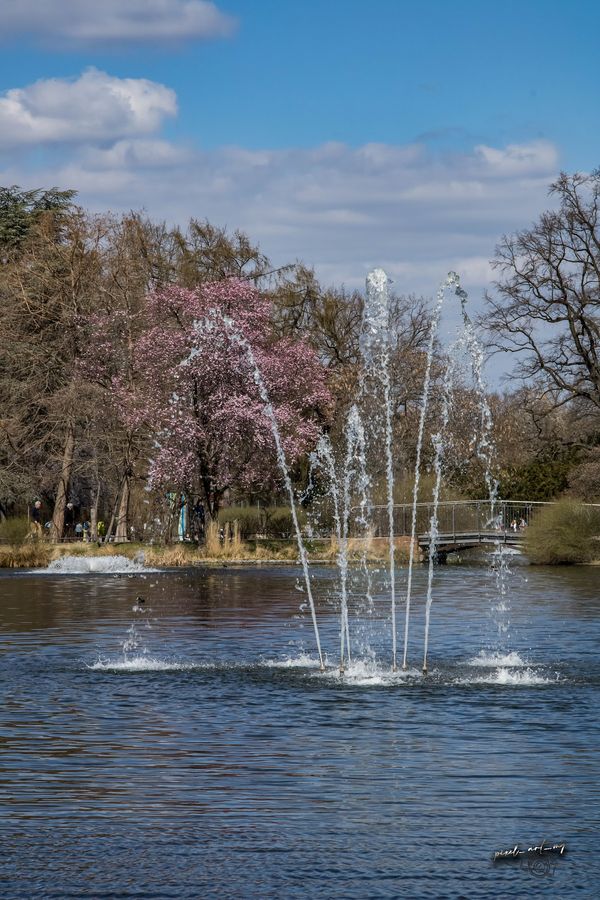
[422,347,457,674]
[195,313,326,671]
[362,269,397,670]
[420,274,506,671]
[453,276,498,513]
[311,432,351,670]
[312,406,369,673]
[454,276,510,645]
[402,275,451,671]
[338,407,368,671]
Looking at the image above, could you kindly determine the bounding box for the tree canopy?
[0,185,76,255]
[486,170,600,412]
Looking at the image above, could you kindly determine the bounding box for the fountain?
[196,313,326,672]
[361,269,398,670]
[310,406,369,672]
[187,268,507,677]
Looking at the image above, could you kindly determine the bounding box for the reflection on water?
[1,564,599,898]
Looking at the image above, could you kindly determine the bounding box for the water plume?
[362,268,397,670]
[217,315,326,671]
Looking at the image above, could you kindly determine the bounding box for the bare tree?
[0,206,105,534]
[485,170,600,413]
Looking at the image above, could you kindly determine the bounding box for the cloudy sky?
[1,0,598,362]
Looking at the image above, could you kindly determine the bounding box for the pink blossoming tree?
[108,280,331,519]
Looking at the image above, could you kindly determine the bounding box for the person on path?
[31,500,42,538]
[64,503,75,541]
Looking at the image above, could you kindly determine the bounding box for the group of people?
[30,500,106,542]
[490,512,528,532]
[510,517,528,532]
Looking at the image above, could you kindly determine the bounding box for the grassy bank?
[0,532,416,569]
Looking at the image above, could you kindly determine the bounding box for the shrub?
[264,506,306,538]
[0,516,32,546]
[218,506,264,538]
[525,499,600,564]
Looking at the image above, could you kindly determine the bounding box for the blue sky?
[0,0,598,361]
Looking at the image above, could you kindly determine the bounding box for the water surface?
[1,562,598,898]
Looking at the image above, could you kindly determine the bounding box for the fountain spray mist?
[422,348,456,674]
[453,275,498,514]
[338,406,368,671]
[200,314,325,671]
[453,276,509,645]
[363,269,397,670]
[402,275,453,670]
[312,406,368,672]
[420,274,505,671]
[312,432,351,670]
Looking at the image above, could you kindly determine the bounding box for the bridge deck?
[418,530,524,553]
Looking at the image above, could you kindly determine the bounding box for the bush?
[264,506,306,538]
[0,516,32,546]
[218,506,264,538]
[525,499,600,564]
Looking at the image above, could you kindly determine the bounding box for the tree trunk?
[114,474,130,543]
[90,477,100,542]
[51,421,75,542]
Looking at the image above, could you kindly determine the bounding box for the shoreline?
[2,540,597,570]
[0,537,416,570]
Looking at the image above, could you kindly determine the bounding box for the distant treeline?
[1,175,599,542]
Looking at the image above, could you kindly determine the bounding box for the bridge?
[368,499,544,558]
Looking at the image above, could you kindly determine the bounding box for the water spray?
[196,313,326,672]
[363,269,398,671]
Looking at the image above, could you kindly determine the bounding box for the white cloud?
[0,125,560,308]
[2,124,562,383]
[82,139,194,169]
[0,70,177,147]
[474,140,559,177]
[0,1,235,44]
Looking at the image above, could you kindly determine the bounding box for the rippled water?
[1,562,599,898]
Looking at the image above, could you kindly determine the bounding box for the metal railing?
[367,500,552,539]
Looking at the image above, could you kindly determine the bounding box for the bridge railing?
[366,500,551,539]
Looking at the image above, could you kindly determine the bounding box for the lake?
[1,559,598,898]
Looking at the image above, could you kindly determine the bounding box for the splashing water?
[173,269,516,677]
[88,657,197,672]
[453,273,513,648]
[312,407,370,671]
[460,668,555,686]
[422,343,457,674]
[403,273,457,670]
[216,314,325,671]
[40,555,157,575]
[337,406,368,671]
[468,650,527,667]
[411,273,512,674]
[363,269,397,670]
[310,433,350,665]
